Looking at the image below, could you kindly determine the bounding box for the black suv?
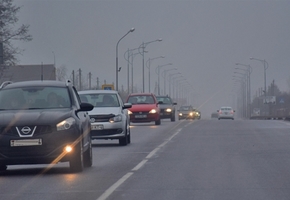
[0,80,93,173]
[156,95,177,121]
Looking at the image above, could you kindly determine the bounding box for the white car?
[217,106,235,120]
[78,90,132,146]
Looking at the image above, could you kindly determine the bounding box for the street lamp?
[162,68,177,95]
[156,63,172,95]
[138,38,162,92]
[146,56,164,93]
[249,57,269,96]
[115,28,135,91]
[235,63,252,118]
[168,72,181,97]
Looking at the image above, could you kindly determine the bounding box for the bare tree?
[0,0,32,66]
[56,65,68,81]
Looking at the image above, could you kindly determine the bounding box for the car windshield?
[127,95,154,104]
[0,86,71,110]
[180,106,191,111]
[156,97,172,104]
[79,93,119,107]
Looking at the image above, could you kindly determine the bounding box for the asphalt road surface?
[1,119,290,200]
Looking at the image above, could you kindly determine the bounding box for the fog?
[13,0,290,118]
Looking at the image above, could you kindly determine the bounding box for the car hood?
[129,104,158,112]
[0,109,72,126]
[88,107,121,115]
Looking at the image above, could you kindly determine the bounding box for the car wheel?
[171,113,175,122]
[155,118,161,125]
[119,126,128,146]
[127,123,131,144]
[83,139,92,168]
[70,140,84,173]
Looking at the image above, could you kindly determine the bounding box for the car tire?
[83,139,92,168]
[70,140,84,173]
[155,118,161,125]
[171,113,175,122]
[119,126,128,146]
[127,123,131,144]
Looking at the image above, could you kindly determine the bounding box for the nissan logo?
[21,126,31,134]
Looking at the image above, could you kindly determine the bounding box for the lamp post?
[156,63,172,95]
[168,72,181,97]
[146,56,164,92]
[249,57,269,96]
[115,28,135,91]
[138,38,162,92]
[233,75,247,118]
[235,63,252,118]
[162,68,177,95]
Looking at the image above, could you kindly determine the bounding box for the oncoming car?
[178,105,197,120]
[217,106,235,120]
[0,80,94,173]
[126,93,161,125]
[78,90,132,146]
[156,95,177,122]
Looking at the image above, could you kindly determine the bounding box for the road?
[1,119,290,200]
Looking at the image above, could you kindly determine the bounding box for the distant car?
[178,105,197,120]
[126,93,161,125]
[195,110,201,119]
[217,106,235,120]
[156,95,177,121]
[78,90,132,146]
[0,80,94,173]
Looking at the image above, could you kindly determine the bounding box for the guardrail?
[250,115,290,120]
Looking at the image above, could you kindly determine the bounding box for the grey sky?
[13,0,290,117]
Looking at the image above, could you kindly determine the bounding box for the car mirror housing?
[79,102,94,112]
[123,103,132,109]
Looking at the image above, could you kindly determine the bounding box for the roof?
[78,90,119,94]
[1,80,70,89]
[0,64,56,83]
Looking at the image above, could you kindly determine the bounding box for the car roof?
[78,90,119,94]
[128,93,155,96]
[1,80,70,89]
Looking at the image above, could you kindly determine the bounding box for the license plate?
[11,139,42,147]
[135,114,147,118]
[91,124,104,130]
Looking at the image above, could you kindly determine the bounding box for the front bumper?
[0,128,81,165]
[90,121,126,139]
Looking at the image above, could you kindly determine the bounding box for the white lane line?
[96,172,133,200]
[96,127,183,200]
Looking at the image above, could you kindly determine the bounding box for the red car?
[126,93,161,125]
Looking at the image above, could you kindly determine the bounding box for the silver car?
[217,106,235,120]
[78,90,132,146]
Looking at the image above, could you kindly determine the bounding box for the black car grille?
[90,114,115,123]
[91,129,123,136]
[132,111,150,115]
[0,125,52,137]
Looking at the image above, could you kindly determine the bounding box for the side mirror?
[123,103,132,109]
[79,102,94,112]
[173,102,177,105]
[217,110,219,112]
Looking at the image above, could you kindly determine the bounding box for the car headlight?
[179,113,182,116]
[165,108,172,112]
[149,109,157,114]
[189,112,194,116]
[128,110,133,115]
[57,117,75,131]
[109,114,122,123]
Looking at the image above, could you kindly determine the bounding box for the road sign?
[102,84,114,90]
[263,96,276,104]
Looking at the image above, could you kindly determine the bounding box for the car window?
[0,86,71,110]
[79,93,120,107]
[156,97,172,104]
[127,95,155,104]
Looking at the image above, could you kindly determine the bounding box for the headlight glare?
[149,109,157,114]
[165,108,172,112]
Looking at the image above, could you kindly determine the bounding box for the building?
[0,64,56,83]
